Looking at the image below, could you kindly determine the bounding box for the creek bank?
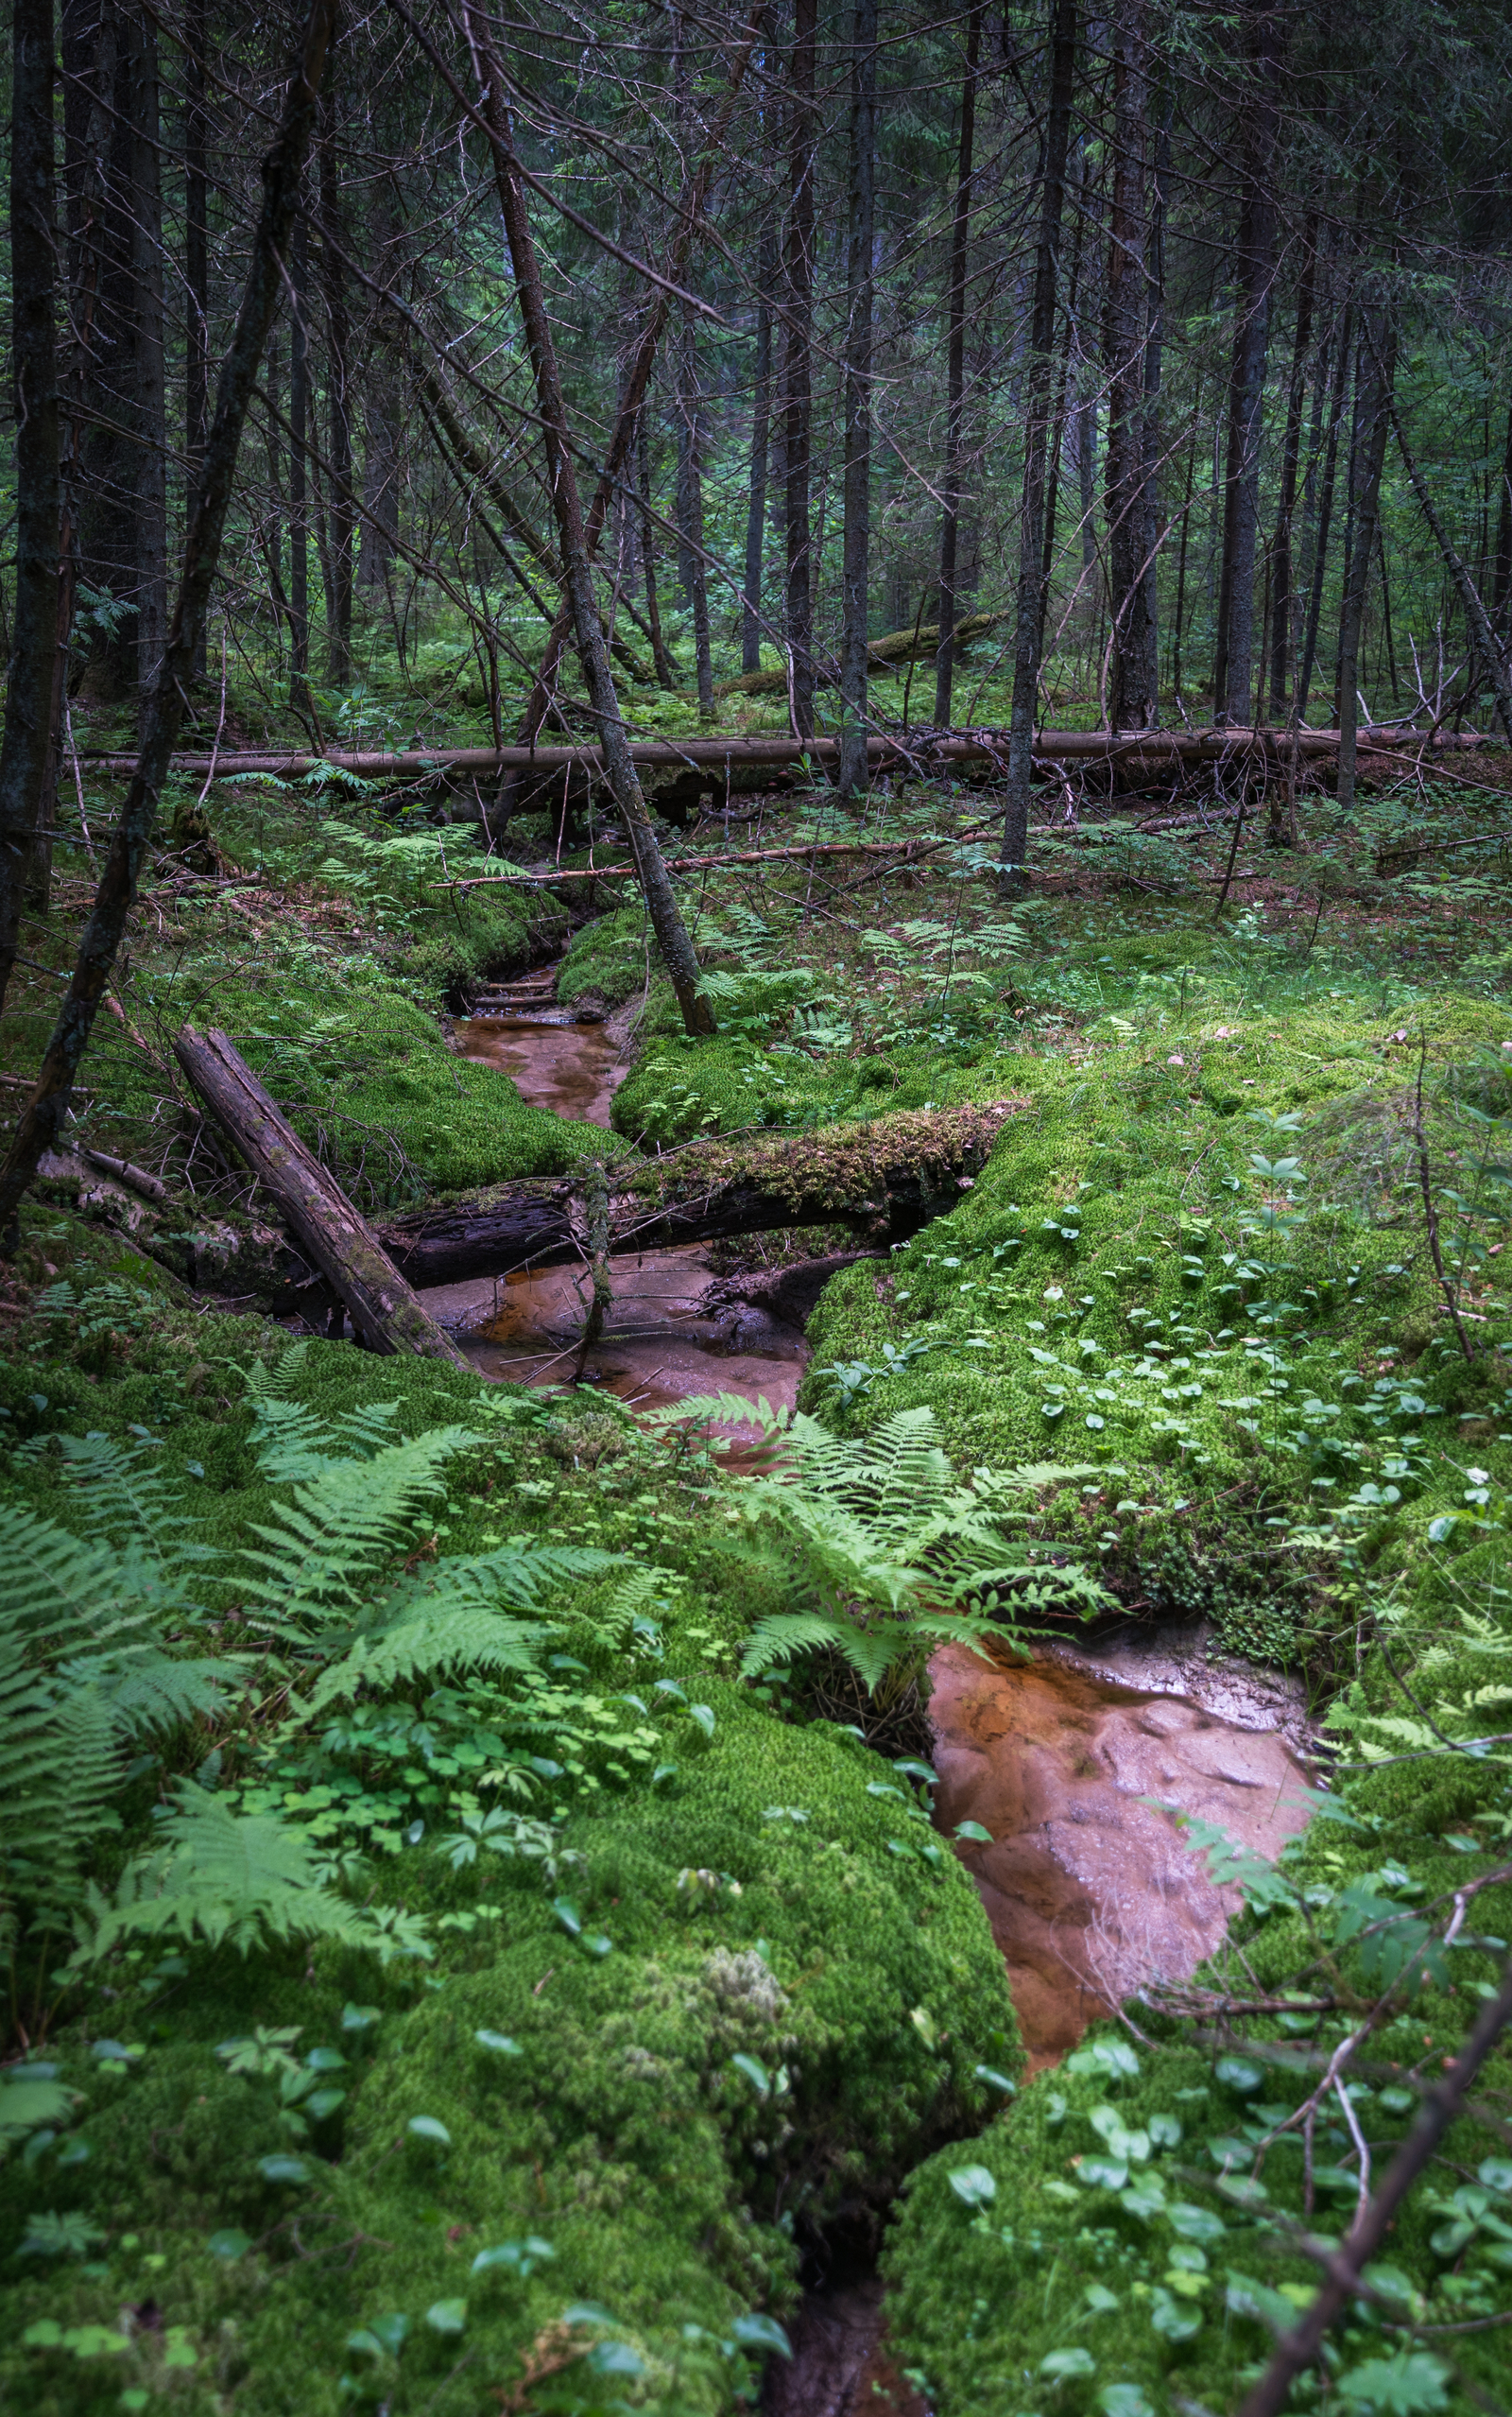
[438,965,1320,2079]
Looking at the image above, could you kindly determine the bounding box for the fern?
[645,1396,1109,1696]
[74,1784,423,1963]
[0,1494,234,1957]
[308,1540,613,1708]
[239,1427,480,1624]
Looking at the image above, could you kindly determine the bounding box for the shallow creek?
[426,975,1315,2413]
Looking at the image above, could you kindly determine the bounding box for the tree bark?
[673,305,714,716]
[638,416,679,688]
[742,218,778,675]
[0,0,340,1245]
[1298,293,1352,722]
[183,0,209,681]
[837,0,879,799]
[1211,0,1280,724]
[176,1027,467,1363]
[784,0,818,740]
[1267,223,1316,716]
[0,0,63,1015]
[1335,309,1395,815]
[461,6,713,1037]
[377,0,768,760]
[60,0,135,700]
[1105,0,1157,731]
[1001,0,1078,888]
[289,208,312,711]
[933,3,983,727]
[1386,371,1512,741]
[128,8,167,716]
[318,48,353,687]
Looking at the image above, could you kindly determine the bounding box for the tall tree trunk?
[0,0,338,1242]
[1386,374,1512,741]
[638,416,679,689]
[837,0,878,799]
[742,219,777,675]
[1335,310,1395,815]
[289,209,312,711]
[318,65,353,688]
[1001,0,1078,886]
[673,305,714,716]
[462,6,713,1037]
[1298,294,1352,723]
[1038,142,1087,653]
[1105,0,1156,730]
[1267,224,1316,716]
[784,0,818,739]
[62,0,135,699]
[128,8,167,722]
[1491,391,1512,631]
[184,0,208,680]
[0,0,63,1013]
[1211,0,1279,723]
[933,3,982,726]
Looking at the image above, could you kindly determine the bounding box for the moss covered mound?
[0,1216,1016,2416]
[799,993,1512,1655]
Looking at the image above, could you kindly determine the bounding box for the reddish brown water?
[455,1011,628,1125]
[930,1637,1313,2067]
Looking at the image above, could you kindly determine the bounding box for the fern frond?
[307,1541,614,1708]
[681,1395,1109,1699]
[641,1390,796,1442]
[250,1394,403,1482]
[77,1784,382,1960]
[240,1428,480,1622]
[60,1649,241,1736]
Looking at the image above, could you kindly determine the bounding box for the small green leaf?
[948,2164,997,2208]
[1336,2352,1450,2412]
[731,2313,793,2357]
[341,2004,381,2032]
[974,2064,1017,2096]
[425,2299,467,2336]
[256,2154,310,2184]
[552,1896,582,1938]
[475,2030,524,2057]
[1101,2389,1155,2417]
[1215,2055,1264,2094]
[207,2229,250,2261]
[954,1820,994,1843]
[406,2115,451,2148]
[730,2053,770,2098]
[1040,2347,1096,2378]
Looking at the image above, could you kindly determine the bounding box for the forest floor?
[3,737,1512,2417]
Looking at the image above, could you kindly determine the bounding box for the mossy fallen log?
[174,1024,470,1365]
[713,611,1004,699]
[378,1100,1024,1286]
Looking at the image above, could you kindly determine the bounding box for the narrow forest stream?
[422,971,1315,2417]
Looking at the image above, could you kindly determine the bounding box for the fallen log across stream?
[376,1101,1024,1288]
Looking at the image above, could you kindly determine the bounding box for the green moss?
[0,1251,1016,2414]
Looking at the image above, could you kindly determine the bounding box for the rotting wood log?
[714,611,1005,699]
[377,1101,1023,1288]
[174,1023,469,1365]
[79,725,1498,783]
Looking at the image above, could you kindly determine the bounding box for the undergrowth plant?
[646,1396,1108,1693]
